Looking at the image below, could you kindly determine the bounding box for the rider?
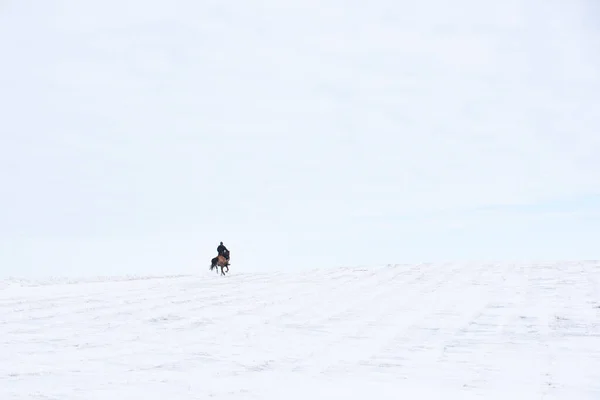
[217,242,229,260]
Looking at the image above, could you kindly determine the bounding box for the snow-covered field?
[2,262,599,399]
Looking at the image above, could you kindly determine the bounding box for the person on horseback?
[211,241,230,275]
[217,242,229,260]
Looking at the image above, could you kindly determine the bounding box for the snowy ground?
[1,262,600,399]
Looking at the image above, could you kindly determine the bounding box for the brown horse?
[210,254,230,276]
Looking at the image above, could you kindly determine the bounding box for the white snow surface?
[2,262,600,399]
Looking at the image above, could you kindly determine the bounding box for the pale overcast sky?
[1,0,599,278]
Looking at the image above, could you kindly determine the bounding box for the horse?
[210,254,230,276]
